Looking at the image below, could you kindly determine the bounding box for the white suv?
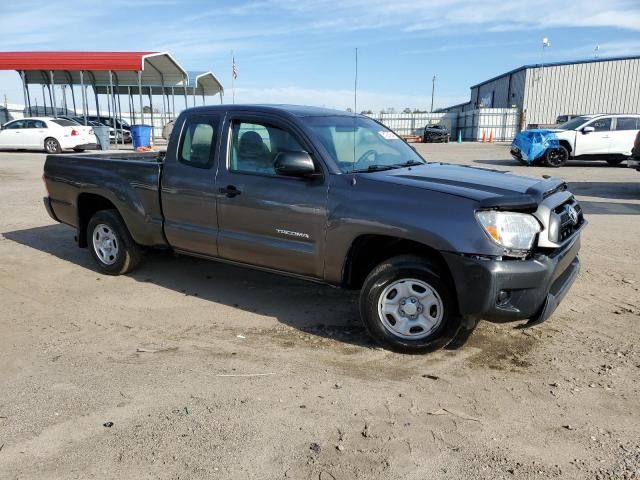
[514,114,640,167]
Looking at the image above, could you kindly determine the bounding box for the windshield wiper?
[393,159,425,168]
[351,164,397,173]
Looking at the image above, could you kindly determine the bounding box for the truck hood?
[363,163,566,209]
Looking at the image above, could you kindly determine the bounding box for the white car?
[512,114,640,167]
[0,117,96,154]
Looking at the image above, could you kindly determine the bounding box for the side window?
[590,118,611,132]
[6,120,25,129]
[229,120,307,176]
[615,117,639,131]
[35,121,47,129]
[179,117,219,169]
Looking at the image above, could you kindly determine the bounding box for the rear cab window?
[178,116,220,169]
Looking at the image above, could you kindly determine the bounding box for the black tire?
[87,209,142,275]
[543,145,569,167]
[359,255,462,354]
[44,137,61,154]
[606,158,623,166]
[73,148,85,153]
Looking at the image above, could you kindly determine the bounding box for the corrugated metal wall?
[470,70,526,110]
[522,58,640,124]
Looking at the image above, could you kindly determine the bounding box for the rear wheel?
[87,209,142,275]
[544,145,569,167]
[44,137,61,154]
[359,255,462,353]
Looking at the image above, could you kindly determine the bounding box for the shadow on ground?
[2,224,376,349]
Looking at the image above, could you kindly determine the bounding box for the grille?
[553,201,583,243]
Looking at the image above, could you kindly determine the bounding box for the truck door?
[160,113,222,257]
[215,115,329,278]
[574,117,612,156]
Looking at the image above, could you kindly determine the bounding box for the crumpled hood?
[361,163,564,207]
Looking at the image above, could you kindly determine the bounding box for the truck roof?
[184,104,357,118]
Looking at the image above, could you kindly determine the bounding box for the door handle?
[219,185,241,198]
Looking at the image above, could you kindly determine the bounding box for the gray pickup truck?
[43,105,585,353]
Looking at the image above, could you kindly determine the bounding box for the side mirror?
[582,126,595,134]
[274,151,318,178]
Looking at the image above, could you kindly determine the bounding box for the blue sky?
[0,0,639,112]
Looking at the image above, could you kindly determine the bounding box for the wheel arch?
[558,139,573,155]
[76,193,119,248]
[341,234,454,290]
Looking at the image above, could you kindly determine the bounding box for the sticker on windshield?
[378,131,398,140]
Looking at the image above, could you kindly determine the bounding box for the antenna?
[354,47,358,113]
[351,47,358,182]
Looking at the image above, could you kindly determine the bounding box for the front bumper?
[442,234,582,325]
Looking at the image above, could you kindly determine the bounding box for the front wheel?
[359,255,462,353]
[543,145,569,167]
[87,209,142,275]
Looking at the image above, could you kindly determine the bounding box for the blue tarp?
[512,129,560,163]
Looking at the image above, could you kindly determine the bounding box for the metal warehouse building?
[440,55,640,126]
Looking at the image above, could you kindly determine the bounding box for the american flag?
[232,56,238,80]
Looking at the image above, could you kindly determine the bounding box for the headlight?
[476,210,541,253]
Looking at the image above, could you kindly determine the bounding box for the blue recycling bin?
[131,124,152,149]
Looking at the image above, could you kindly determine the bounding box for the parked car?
[0,117,96,153]
[43,105,585,353]
[422,124,450,143]
[555,114,579,125]
[628,130,640,172]
[73,117,131,143]
[511,114,640,167]
[87,116,131,132]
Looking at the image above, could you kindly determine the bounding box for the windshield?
[302,115,425,173]
[558,116,590,130]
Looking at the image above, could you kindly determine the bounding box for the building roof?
[470,54,640,89]
[0,51,188,87]
[93,71,224,97]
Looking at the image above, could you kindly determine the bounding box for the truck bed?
[44,152,167,247]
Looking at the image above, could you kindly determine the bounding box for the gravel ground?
[0,143,639,479]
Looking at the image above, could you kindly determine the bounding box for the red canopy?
[0,51,155,71]
[0,51,189,86]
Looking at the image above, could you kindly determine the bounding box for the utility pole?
[430,75,436,113]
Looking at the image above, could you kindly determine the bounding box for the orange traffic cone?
[488,130,493,143]
[481,130,486,143]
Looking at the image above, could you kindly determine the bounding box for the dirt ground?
[1,143,639,480]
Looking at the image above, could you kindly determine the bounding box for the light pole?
[430,75,436,113]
